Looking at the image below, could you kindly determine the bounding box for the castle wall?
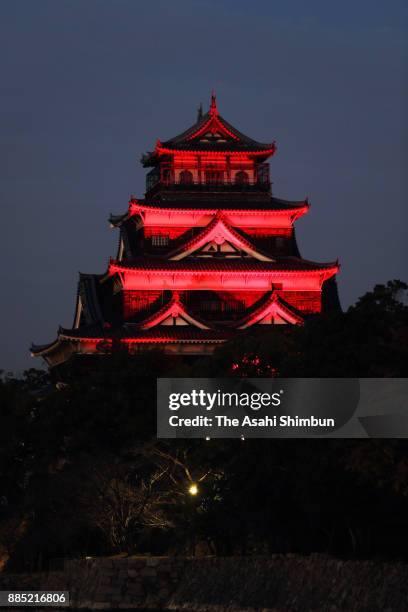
[123,291,164,319]
[121,289,322,321]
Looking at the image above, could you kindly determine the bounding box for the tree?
[1,280,408,567]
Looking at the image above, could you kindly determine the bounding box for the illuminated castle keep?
[32,94,340,366]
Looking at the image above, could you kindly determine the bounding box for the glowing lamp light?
[188,483,199,496]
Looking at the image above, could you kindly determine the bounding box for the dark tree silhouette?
[1,281,407,569]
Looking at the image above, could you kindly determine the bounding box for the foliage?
[0,280,408,569]
[197,280,408,378]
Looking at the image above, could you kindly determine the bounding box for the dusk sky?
[1,0,407,373]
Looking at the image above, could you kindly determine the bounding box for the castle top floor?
[141,94,276,197]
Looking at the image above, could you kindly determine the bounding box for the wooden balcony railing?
[146,164,270,194]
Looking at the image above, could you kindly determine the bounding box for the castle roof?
[137,292,213,330]
[56,324,231,343]
[235,291,304,328]
[142,93,276,166]
[166,212,274,262]
[109,256,339,275]
[109,197,310,227]
[31,95,341,367]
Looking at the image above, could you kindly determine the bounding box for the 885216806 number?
[0,592,69,607]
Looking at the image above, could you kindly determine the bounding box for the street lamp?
[188,483,199,496]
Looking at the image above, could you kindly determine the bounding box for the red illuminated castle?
[32,94,340,366]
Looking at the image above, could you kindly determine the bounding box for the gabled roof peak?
[138,291,212,330]
[167,213,275,262]
[236,291,304,328]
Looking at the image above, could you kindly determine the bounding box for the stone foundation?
[45,556,187,609]
[1,554,408,610]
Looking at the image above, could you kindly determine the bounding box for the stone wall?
[46,556,187,609]
[2,554,408,610]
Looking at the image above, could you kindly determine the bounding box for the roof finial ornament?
[210,89,218,116]
[197,102,203,121]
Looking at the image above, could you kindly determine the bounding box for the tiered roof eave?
[30,287,309,362]
[109,196,311,227]
[107,256,340,277]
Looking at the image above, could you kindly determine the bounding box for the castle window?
[205,169,224,184]
[235,171,249,185]
[152,235,169,247]
[161,168,173,184]
[179,170,193,184]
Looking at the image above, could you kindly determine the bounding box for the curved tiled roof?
[110,256,339,274]
[108,197,309,225]
[58,324,230,343]
[158,143,275,154]
[140,196,308,212]
[142,95,275,165]
[162,111,273,150]
[30,338,62,355]
[75,273,105,326]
